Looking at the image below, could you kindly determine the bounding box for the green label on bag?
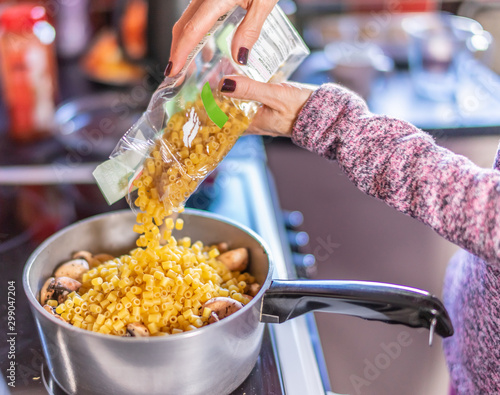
[201,82,228,129]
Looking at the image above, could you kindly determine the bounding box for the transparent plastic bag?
[93,5,309,214]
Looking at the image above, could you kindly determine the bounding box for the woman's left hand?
[218,75,315,137]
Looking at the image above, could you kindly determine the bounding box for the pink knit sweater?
[291,84,500,394]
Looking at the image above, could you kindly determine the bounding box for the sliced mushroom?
[247,283,261,297]
[215,242,229,253]
[43,304,54,314]
[40,277,56,305]
[126,322,150,337]
[41,276,81,304]
[207,311,219,325]
[202,297,244,320]
[43,304,66,322]
[216,248,248,272]
[54,259,89,282]
[94,253,115,263]
[72,250,101,268]
[72,250,93,262]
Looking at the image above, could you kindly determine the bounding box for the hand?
[219,76,315,137]
[166,0,278,77]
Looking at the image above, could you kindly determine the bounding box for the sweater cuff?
[291,83,369,160]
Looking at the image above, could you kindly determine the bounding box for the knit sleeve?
[291,83,500,266]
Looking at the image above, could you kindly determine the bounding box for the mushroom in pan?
[126,322,150,337]
[40,276,81,305]
[54,259,89,282]
[207,311,219,324]
[203,297,244,321]
[215,242,229,253]
[93,253,115,263]
[72,250,93,262]
[42,304,66,322]
[72,250,113,268]
[40,277,56,305]
[247,283,260,297]
[216,248,248,272]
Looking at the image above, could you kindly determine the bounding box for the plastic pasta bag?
[93,5,309,215]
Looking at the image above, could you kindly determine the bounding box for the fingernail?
[237,47,249,65]
[164,61,173,76]
[221,79,236,93]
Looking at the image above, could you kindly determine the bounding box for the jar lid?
[0,4,48,33]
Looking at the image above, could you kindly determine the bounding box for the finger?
[166,0,204,75]
[172,0,205,31]
[219,75,288,111]
[231,0,278,65]
[220,76,315,137]
[201,38,215,63]
[168,0,239,76]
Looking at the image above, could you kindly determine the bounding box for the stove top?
[0,136,330,395]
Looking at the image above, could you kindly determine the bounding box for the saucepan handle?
[260,280,453,340]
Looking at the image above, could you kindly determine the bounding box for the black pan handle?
[260,280,453,340]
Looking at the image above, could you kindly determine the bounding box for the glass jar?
[0,4,58,142]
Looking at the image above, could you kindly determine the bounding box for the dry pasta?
[43,227,258,337]
[41,180,258,336]
[132,94,250,214]
[39,93,260,337]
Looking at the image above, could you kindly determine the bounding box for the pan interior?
[25,209,272,318]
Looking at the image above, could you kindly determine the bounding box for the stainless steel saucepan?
[23,209,453,395]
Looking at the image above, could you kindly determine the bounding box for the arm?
[292,84,500,266]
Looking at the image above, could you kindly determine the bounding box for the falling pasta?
[39,93,261,337]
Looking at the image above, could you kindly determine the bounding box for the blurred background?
[1,0,500,394]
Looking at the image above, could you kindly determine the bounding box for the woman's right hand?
[165,0,278,77]
[218,75,316,138]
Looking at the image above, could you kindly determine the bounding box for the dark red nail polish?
[221,79,236,93]
[164,61,173,76]
[237,47,249,65]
